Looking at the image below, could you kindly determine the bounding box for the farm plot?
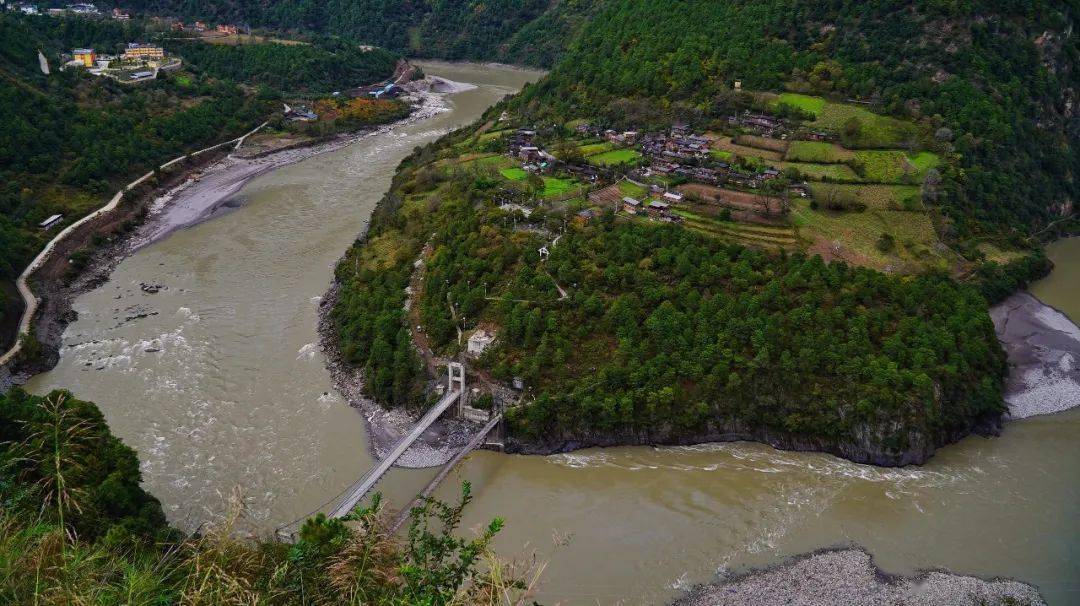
[539,176,580,199]
[808,183,921,211]
[618,180,649,198]
[812,102,916,149]
[578,141,615,156]
[852,151,934,184]
[785,141,854,164]
[780,162,862,183]
[587,148,643,167]
[792,200,946,271]
[677,183,785,215]
[675,209,797,249]
[735,135,789,153]
[500,167,528,181]
[707,135,785,162]
[774,93,826,116]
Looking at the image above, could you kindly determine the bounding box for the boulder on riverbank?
[673,548,1044,606]
[991,292,1080,419]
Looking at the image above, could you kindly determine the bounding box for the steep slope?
[123,0,600,67]
[325,1,1078,466]
[516,0,1078,238]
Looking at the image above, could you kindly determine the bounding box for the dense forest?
[0,389,535,603]
[513,0,1078,239]
[169,37,399,93]
[331,128,1008,464]
[124,0,599,67]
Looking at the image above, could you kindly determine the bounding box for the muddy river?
[27,64,1079,604]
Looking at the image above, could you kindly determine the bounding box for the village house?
[193,21,207,31]
[39,214,63,230]
[216,23,238,35]
[622,196,642,214]
[574,208,599,226]
[72,48,96,67]
[171,21,185,31]
[646,200,670,219]
[284,104,318,122]
[66,3,99,15]
[111,7,129,19]
[122,43,164,61]
[467,329,496,357]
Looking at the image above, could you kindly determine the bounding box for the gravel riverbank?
[673,548,1045,606]
[1,83,450,389]
[991,292,1080,418]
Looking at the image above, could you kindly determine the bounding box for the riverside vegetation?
[0,389,542,604]
[0,12,409,351]
[328,0,1076,464]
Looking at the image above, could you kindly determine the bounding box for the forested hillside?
[0,13,401,349]
[170,37,398,93]
[124,0,599,67]
[515,0,1078,239]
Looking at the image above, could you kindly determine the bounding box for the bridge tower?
[448,362,466,415]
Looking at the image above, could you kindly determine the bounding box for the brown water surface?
[27,67,1079,604]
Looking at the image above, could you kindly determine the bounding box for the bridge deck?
[326,388,462,519]
[389,412,502,533]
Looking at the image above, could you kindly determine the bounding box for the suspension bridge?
[275,362,502,539]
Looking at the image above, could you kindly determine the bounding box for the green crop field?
[500,167,528,181]
[785,141,854,163]
[541,176,579,198]
[908,151,941,173]
[710,149,734,161]
[775,93,826,116]
[588,148,643,166]
[618,180,648,198]
[853,151,927,184]
[578,142,615,156]
[807,183,921,211]
[793,200,946,271]
[782,162,862,182]
[811,102,915,149]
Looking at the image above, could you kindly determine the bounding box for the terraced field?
[791,200,948,271]
[735,134,788,153]
[785,141,853,163]
[807,183,921,210]
[780,162,862,182]
[707,135,785,161]
[674,209,798,249]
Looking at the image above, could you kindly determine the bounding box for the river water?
[27,64,1079,604]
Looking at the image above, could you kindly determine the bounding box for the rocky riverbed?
[673,548,1045,606]
[991,292,1080,419]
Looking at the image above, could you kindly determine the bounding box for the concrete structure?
[38,214,63,230]
[73,48,96,67]
[467,329,495,357]
[123,43,164,61]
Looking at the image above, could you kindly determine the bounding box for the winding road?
[0,121,268,367]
